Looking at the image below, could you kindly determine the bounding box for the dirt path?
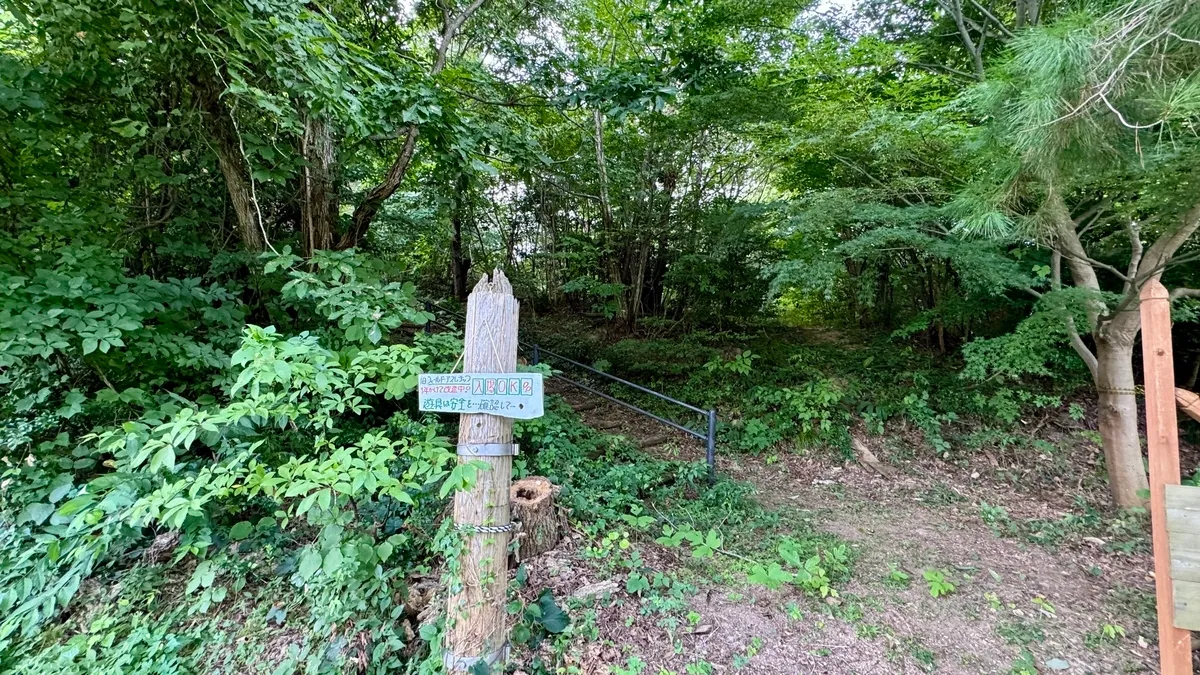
[538,382,1166,674]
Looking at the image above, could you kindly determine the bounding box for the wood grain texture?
[446,270,519,671]
[1173,580,1200,631]
[1179,388,1200,424]
[1140,280,1193,673]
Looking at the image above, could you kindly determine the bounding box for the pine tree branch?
[911,62,979,81]
[1060,251,1131,283]
[968,0,1017,39]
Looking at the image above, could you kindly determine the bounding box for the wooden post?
[1140,279,1193,675]
[445,270,519,673]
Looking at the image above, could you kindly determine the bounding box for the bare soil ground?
[526,383,1171,675]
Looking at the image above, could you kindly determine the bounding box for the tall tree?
[963,0,1200,506]
[340,0,490,249]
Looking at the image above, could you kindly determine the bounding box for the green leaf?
[18,503,54,526]
[297,491,319,516]
[150,445,176,473]
[376,541,394,562]
[47,475,73,503]
[298,549,321,580]
[229,521,253,541]
[323,547,344,577]
[82,338,98,354]
[748,563,793,590]
[471,158,499,177]
[704,529,723,550]
[625,573,650,595]
[57,494,95,517]
[535,590,569,633]
[187,561,215,594]
[297,547,321,578]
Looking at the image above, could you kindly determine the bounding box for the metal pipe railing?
[551,373,707,440]
[421,300,717,482]
[532,346,709,415]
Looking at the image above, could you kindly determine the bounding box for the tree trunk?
[593,110,614,232]
[624,238,650,332]
[509,476,561,562]
[451,174,472,301]
[198,78,265,252]
[1095,338,1149,507]
[342,127,418,249]
[301,114,338,255]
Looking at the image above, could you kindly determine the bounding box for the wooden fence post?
[1140,279,1193,674]
[445,270,519,673]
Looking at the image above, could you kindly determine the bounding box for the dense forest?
[2,0,1200,672]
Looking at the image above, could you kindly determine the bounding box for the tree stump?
[510,476,561,561]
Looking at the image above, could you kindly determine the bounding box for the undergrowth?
[523,317,1093,466]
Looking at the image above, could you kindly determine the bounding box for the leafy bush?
[0,250,459,666]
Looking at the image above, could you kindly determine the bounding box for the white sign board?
[418,373,544,420]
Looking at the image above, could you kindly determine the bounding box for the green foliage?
[655,525,723,559]
[0,243,461,665]
[923,569,955,598]
[3,0,1194,667]
[746,540,850,598]
[560,277,625,319]
[1009,649,1038,675]
[512,589,570,650]
[998,619,1045,646]
[979,499,1148,553]
[960,309,1090,386]
[1084,622,1126,650]
[884,565,911,588]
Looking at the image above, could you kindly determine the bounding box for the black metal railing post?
[423,301,433,334]
[706,410,717,484]
[531,344,540,366]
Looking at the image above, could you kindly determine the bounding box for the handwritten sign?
[418,373,544,420]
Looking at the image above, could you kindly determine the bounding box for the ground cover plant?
[3,0,1200,672]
